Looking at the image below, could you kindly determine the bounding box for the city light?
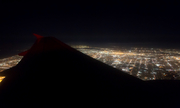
[0,76,5,83]
[0,45,180,81]
[74,45,180,80]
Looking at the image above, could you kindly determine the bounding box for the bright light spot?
[0,76,5,83]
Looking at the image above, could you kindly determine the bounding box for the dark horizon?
[1,1,180,51]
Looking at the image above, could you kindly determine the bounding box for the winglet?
[33,33,44,39]
[18,50,29,56]
[18,34,43,56]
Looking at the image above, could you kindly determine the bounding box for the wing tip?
[33,33,44,39]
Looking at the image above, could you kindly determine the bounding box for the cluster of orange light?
[127,53,136,55]
[110,52,144,55]
[111,52,124,55]
[174,57,180,60]
[0,76,5,83]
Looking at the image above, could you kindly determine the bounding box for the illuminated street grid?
[0,45,180,81]
[0,55,23,72]
[73,45,180,80]
[0,55,23,82]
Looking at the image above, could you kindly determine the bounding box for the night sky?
[1,1,180,50]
